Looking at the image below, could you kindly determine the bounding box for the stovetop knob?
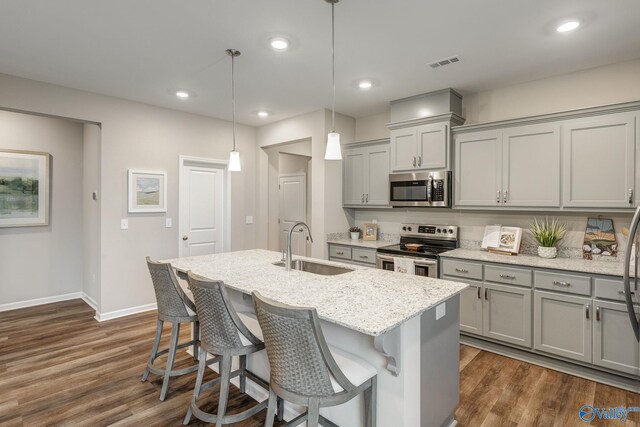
[402,226,407,231]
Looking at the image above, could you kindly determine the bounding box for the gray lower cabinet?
[343,139,390,207]
[534,290,592,363]
[459,280,483,335]
[593,300,640,375]
[483,283,532,348]
[327,243,376,267]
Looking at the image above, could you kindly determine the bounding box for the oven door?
[376,254,438,278]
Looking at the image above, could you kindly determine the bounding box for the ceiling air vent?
[429,55,460,69]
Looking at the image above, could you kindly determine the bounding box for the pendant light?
[226,48,242,172]
[324,0,342,160]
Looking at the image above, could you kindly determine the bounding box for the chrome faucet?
[286,222,313,271]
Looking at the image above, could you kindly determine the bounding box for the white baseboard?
[94,302,157,322]
[0,292,83,312]
[81,293,98,311]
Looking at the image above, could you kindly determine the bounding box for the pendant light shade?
[226,48,242,172]
[324,0,342,161]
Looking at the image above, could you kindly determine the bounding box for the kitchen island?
[167,249,468,427]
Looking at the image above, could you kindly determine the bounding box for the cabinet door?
[416,123,448,170]
[534,291,592,363]
[343,148,366,205]
[562,113,636,208]
[365,145,390,205]
[459,280,483,335]
[483,283,532,348]
[593,300,640,375]
[502,124,561,207]
[454,131,502,206]
[390,128,417,172]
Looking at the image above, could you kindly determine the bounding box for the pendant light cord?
[331,1,336,132]
[231,52,237,152]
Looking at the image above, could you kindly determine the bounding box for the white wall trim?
[94,302,157,322]
[178,155,231,257]
[81,293,98,311]
[0,292,84,312]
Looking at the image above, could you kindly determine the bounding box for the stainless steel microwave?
[389,171,452,207]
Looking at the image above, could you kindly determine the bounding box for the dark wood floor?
[0,299,638,426]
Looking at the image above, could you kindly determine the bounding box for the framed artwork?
[583,217,617,259]
[0,149,50,228]
[128,169,167,213]
[363,223,378,241]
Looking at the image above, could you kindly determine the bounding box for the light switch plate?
[436,302,446,320]
[246,216,253,224]
[120,219,128,230]
[165,218,172,228]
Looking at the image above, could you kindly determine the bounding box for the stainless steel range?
[376,223,459,278]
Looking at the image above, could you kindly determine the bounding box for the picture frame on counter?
[481,225,523,255]
[127,169,167,213]
[0,149,50,228]
[363,223,378,241]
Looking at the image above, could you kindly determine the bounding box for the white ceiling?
[1,0,639,126]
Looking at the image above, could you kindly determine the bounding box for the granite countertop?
[165,249,467,336]
[327,239,397,249]
[441,248,628,277]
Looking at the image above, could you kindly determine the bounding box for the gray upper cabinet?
[483,283,532,348]
[562,112,636,209]
[343,140,390,207]
[534,291,592,363]
[390,123,448,172]
[454,130,502,207]
[502,124,561,207]
[593,300,640,376]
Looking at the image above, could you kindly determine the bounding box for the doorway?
[178,156,230,257]
[279,173,307,256]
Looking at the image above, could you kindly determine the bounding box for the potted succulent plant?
[349,226,361,240]
[530,217,567,259]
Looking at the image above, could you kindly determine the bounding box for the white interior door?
[279,174,307,256]
[180,161,226,257]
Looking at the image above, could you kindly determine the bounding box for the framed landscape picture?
[128,169,167,213]
[0,149,50,228]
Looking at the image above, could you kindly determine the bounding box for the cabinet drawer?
[441,259,483,280]
[594,278,628,302]
[329,245,352,260]
[485,265,532,287]
[534,271,591,296]
[352,248,376,264]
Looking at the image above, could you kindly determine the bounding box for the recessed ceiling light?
[175,90,190,99]
[270,37,289,51]
[257,111,269,117]
[358,80,373,90]
[557,21,580,33]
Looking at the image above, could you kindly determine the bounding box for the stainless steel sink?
[273,260,354,276]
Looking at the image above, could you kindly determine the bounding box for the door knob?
[182,235,189,241]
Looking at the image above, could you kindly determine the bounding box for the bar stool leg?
[142,319,163,382]
[277,396,285,421]
[239,355,247,393]
[364,376,377,427]
[192,320,200,361]
[160,322,180,401]
[215,356,232,427]
[264,388,278,427]
[183,347,207,425]
[307,399,320,427]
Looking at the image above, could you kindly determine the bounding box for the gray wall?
[82,124,101,307]
[0,110,84,305]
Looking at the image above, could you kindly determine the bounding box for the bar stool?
[184,272,278,427]
[252,291,377,427]
[142,257,212,401]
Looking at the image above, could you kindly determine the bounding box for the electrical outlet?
[120,219,128,230]
[246,216,254,224]
[436,302,446,320]
[165,218,172,228]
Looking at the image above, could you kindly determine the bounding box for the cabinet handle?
[484,288,489,300]
[553,280,571,287]
[629,189,634,205]
[586,304,590,320]
[596,305,600,322]
[496,190,501,204]
[418,156,422,167]
[500,274,516,279]
[336,251,344,255]
[455,268,469,273]
[413,157,417,167]
[619,290,636,295]
[477,287,481,299]
[359,255,368,259]
[503,190,508,203]
[362,194,364,203]
[366,194,369,203]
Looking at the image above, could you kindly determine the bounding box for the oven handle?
[376,253,438,267]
